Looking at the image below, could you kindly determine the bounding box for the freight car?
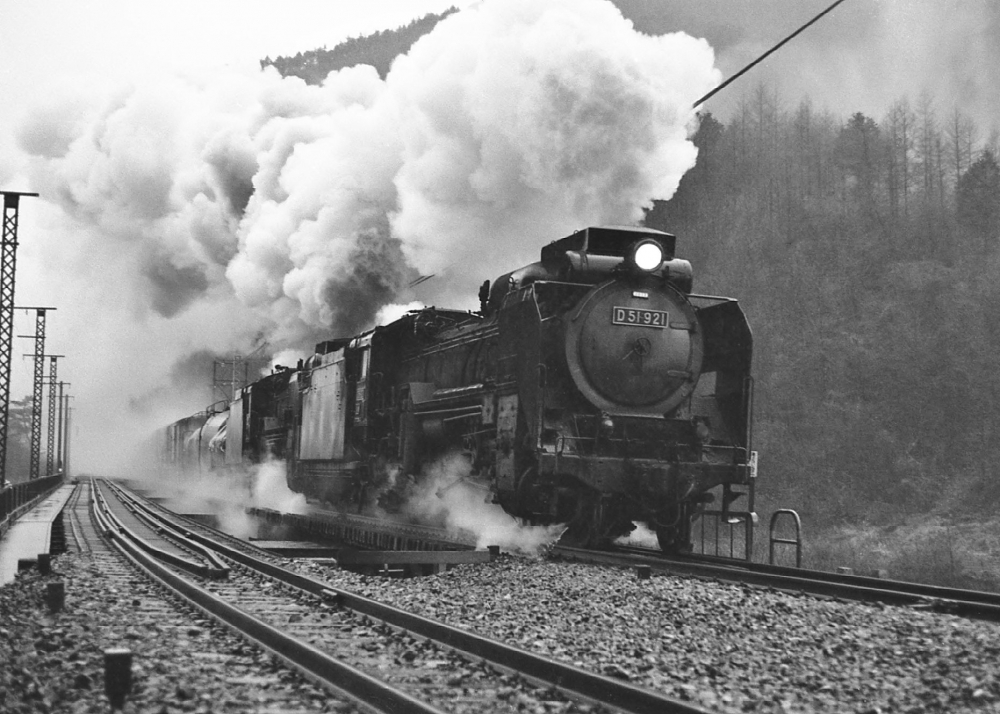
[164,225,755,551]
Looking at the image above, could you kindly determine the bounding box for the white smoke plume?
[130,458,306,540]
[375,301,425,326]
[250,458,307,514]
[14,0,717,471]
[269,347,310,373]
[616,521,660,549]
[403,452,566,555]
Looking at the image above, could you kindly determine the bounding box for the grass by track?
[793,516,1000,592]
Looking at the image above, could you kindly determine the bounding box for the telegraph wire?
[693,0,851,108]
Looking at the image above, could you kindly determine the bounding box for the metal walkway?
[0,483,75,584]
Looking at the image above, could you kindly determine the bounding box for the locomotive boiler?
[164,225,755,551]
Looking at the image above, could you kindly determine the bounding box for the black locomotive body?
[164,226,755,551]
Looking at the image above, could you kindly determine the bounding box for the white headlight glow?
[632,241,664,272]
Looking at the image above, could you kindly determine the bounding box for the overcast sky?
[0,1,473,166]
[0,1,469,90]
[682,0,1000,134]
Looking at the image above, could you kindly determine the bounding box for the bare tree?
[916,92,939,207]
[885,99,916,227]
[946,107,978,195]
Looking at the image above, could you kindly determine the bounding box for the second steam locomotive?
[164,226,755,551]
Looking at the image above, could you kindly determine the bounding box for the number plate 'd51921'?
[611,306,669,328]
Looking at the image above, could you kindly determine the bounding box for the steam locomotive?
[164,226,755,551]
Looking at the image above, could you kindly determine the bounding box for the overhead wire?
[693,0,851,108]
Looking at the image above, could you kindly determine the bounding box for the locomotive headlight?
[628,239,664,273]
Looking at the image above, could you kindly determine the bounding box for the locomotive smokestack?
[478,281,490,314]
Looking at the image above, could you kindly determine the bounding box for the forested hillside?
[260,9,456,82]
[646,90,1000,528]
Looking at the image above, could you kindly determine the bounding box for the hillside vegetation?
[260,9,456,82]
[647,94,1000,532]
[650,93,1000,587]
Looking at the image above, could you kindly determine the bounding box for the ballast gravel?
[6,547,1000,714]
[292,556,1000,714]
[0,552,360,714]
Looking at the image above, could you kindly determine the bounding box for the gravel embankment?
[0,551,359,714]
[294,556,1000,714]
[7,545,1000,714]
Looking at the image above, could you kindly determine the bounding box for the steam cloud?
[140,458,307,540]
[14,0,718,471]
[403,452,567,555]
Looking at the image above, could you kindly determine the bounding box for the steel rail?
[556,545,1000,622]
[88,480,448,714]
[66,483,88,552]
[92,482,229,579]
[681,549,1000,609]
[102,481,231,573]
[119,482,717,714]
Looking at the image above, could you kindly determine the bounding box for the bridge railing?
[0,474,64,536]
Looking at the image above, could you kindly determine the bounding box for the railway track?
[58,481,359,713]
[553,544,1000,621]
[96,479,721,714]
[109,479,1000,624]
[68,480,1000,712]
[66,481,96,553]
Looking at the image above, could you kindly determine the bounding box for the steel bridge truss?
[0,192,38,486]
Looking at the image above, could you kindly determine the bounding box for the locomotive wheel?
[560,495,632,548]
[653,503,694,553]
[561,516,600,548]
[654,526,691,554]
